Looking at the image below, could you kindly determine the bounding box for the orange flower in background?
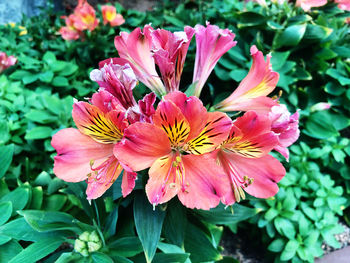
[59,0,99,40]
[73,0,99,32]
[101,5,125,27]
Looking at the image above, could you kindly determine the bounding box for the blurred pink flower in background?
[0,51,17,73]
[335,0,350,11]
[296,0,327,11]
[101,5,125,27]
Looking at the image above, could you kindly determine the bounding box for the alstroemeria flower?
[269,104,300,161]
[59,14,82,41]
[213,111,286,205]
[114,25,166,96]
[192,22,237,97]
[150,27,195,92]
[52,96,136,199]
[296,0,327,11]
[215,45,279,113]
[0,51,17,73]
[90,59,156,123]
[335,0,350,11]
[73,0,99,32]
[114,91,232,209]
[101,5,125,26]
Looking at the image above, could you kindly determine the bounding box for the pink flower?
[214,45,279,113]
[114,25,166,96]
[192,22,237,97]
[59,15,82,41]
[73,0,99,32]
[295,0,327,11]
[269,104,300,161]
[213,111,286,205]
[0,52,17,73]
[335,0,350,11]
[114,91,232,209]
[90,59,156,124]
[150,27,195,92]
[101,5,125,26]
[51,97,136,199]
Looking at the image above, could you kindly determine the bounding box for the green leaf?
[273,24,307,49]
[0,187,29,215]
[0,202,12,226]
[237,11,267,27]
[305,111,339,139]
[8,238,63,263]
[17,210,80,233]
[108,237,143,257]
[52,76,69,87]
[43,51,56,65]
[268,238,285,252]
[25,110,55,124]
[184,223,221,262]
[304,24,332,41]
[326,68,350,86]
[152,253,189,263]
[58,63,78,76]
[0,144,14,179]
[91,252,114,263]
[270,51,290,71]
[0,240,23,263]
[25,126,53,140]
[274,217,295,239]
[39,71,54,83]
[163,200,187,247]
[264,208,279,221]
[42,194,67,211]
[133,193,166,263]
[195,204,258,225]
[280,240,299,261]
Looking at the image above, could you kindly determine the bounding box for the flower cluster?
[52,23,300,210]
[59,1,124,41]
[0,51,17,73]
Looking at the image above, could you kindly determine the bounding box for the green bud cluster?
[74,231,102,257]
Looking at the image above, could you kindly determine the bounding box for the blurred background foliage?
[0,0,349,262]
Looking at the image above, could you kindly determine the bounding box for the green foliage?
[0,0,349,262]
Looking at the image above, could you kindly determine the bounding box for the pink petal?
[86,157,123,199]
[52,128,113,182]
[90,62,138,109]
[151,27,195,92]
[114,122,171,171]
[163,91,208,140]
[177,154,226,210]
[224,111,278,158]
[192,22,237,97]
[215,46,279,112]
[216,150,285,205]
[72,101,127,144]
[146,153,180,205]
[153,99,191,147]
[121,170,137,197]
[114,26,166,96]
[186,111,232,155]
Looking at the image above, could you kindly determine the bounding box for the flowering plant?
[52,23,299,210]
[59,1,125,41]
